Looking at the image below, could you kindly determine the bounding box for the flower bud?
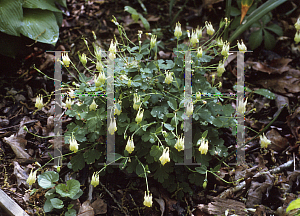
[159,147,170,165]
[127,79,132,87]
[114,101,122,116]
[260,133,271,148]
[125,136,135,154]
[217,61,225,77]
[196,92,201,100]
[89,99,98,111]
[26,169,37,186]
[133,93,141,110]
[135,109,144,124]
[35,94,44,110]
[95,71,106,87]
[216,38,223,48]
[205,21,215,36]
[174,22,182,39]
[237,97,247,115]
[162,131,168,138]
[237,40,247,53]
[62,53,70,67]
[65,98,73,109]
[91,172,99,187]
[108,40,117,60]
[197,47,203,58]
[94,45,101,61]
[150,35,157,49]
[96,61,103,71]
[203,180,207,189]
[164,71,173,84]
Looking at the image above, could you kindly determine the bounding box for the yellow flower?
[96,61,103,71]
[164,71,173,84]
[295,17,300,31]
[89,99,98,111]
[174,135,184,152]
[108,40,117,60]
[237,97,247,115]
[159,147,170,165]
[196,92,201,100]
[217,61,225,77]
[108,118,117,135]
[26,169,37,186]
[260,133,271,148]
[114,101,122,116]
[143,191,153,207]
[221,41,229,57]
[80,53,87,66]
[69,136,79,153]
[174,22,182,39]
[91,172,99,187]
[95,71,106,87]
[237,40,247,53]
[125,136,135,154]
[150,35,157,49]
[197,47,203,58]
[294,31,300,44]
[190,29,198,46]
[216,37,223,48]
[196,26,202,39]
[62,53,70,67]
[94,45,102,61]
[186,101,193,117]
[205,22,215,36]
[135,109,144,124]
[133,93,141,110]
[198,138,208,155]
[65,98,73,109]
[35,94,44,110]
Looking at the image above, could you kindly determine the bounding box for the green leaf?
[70,189,83,200]
[263,29,276,50]
[84,149,101,164]
[23,0,63,12]
[44,198,54,212]
[249,29,263,50]
[21,8,59,45]
[139,14,150,30]
[0,0,23,36]
[265,24,283,36]
[164,123,174,131]
[230,7,241,16]
[195,166,207,174]
[50,198,64,209]
[65,209,77,216]
[38,171,59,189]
[150,145,162,160]
[55,179,81,198]
[167,98,177,111]
[253,88,276,99]
[202,130,208,138]
[70,153,85,171]
[286,198,300,212]
[124,6,138,15]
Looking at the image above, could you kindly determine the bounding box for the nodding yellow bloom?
[26,169,37,186]
[174,22,182,39]
[198,138,208,155]
[190,29,198,46]
[221,41,229,57]
[237,40,247,53]
[89,99,98,111]
[80,53,87,66]
[69,136,79,153]
[197,47,203,58]
[174,135,184,152]
[143,191,153,207]
[237,97,247,115]
[108,40,117,60]
[164,71,173,84]
[125,136,135,154]
[95,71,106,87]
[196,26,202,39]
[62,53,70,67]
[150,35,157,49]
[96,61,103,72]
[114,101,122,116]
[295,17,300,31]
[108,118,117,135]
[35,95,44,110]
[159,147,170,165]
[294,31,300,44]
[196,92,201,100]
[260,133,271,148]
[133,93,141,110]
[186,101,193,117]
[216,37,223,48]
[205,22,215,36]
[65,98,73,109]
[135,109,144,124]
[91,172,99,187]
[217,61,225,77]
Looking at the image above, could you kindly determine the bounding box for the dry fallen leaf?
[90,197,107,215]
[78,200,94,216]
[266,129,289,152]
[249,58,292,74]
[13,161,29,187]
[3,135,30,159]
